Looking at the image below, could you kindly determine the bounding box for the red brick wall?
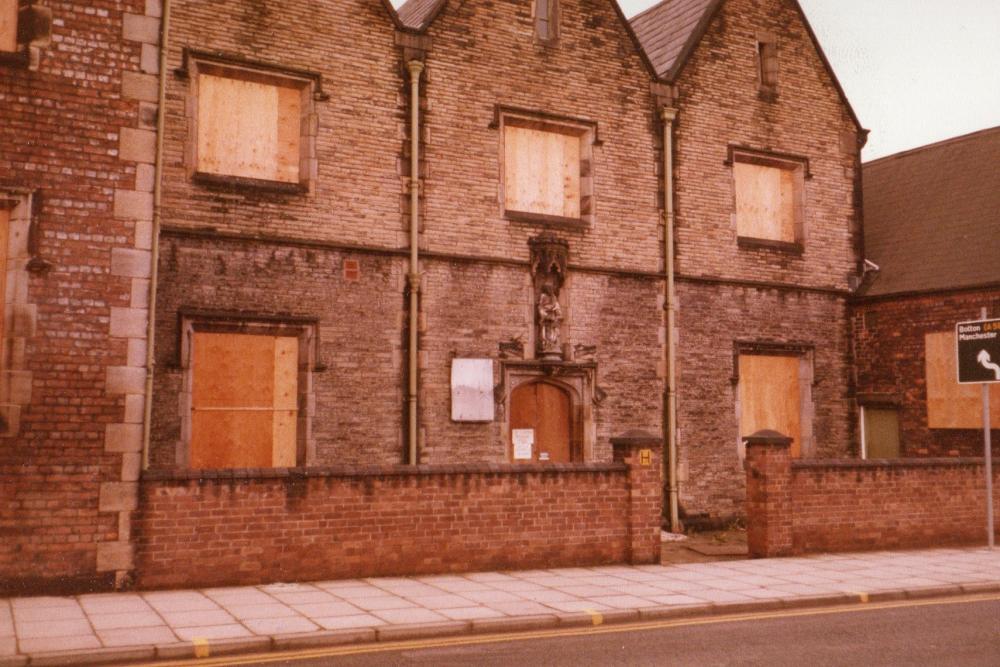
[136,441,661,589]
[669,0,862,522]
[0,1,152,593]
[746,440,1000,556]
[852,289,1000,457]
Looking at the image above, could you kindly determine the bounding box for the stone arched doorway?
[509,380,578,463]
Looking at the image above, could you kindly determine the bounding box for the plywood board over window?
[504,125,581,219]
[739,354,802,457]
[925,331,1000,428]
[0,207,8,344]
[197,72,303,184]
[190,332,299,468]
[0,0,16,53]
[734,161,798,243]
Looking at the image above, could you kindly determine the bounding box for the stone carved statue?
[528,234,569,361]
[537,285,563,357]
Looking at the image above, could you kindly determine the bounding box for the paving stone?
[16,635,100,654]
[485,601,554,616]
[269,591,340,606]
[371,608,448,625]
[318,586,388,599]
[97,626,178,647]
[458,590,527,604]
[291,602,362,618]
[350,597,416,612]
[14,619,92,640]
[223,604,299,621]
[143,593,218,613]
[11,606,84,623]
[9,598,78,610]
[160,609,236,627]
[437,607,505,621]
[79,595,153,616]
[644,594,705,606]
[313,615,385,630]
[540,600,612,613]
[88,612,164,630]
[173,624,253,641]
[403,594,473,610]
[241,617,319,636]
[0,638,14,656]
[587,595,660,609]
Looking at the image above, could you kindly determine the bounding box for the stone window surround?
[176,48,327,195]
[756,30,779,100]
[731,340,816,461]
[0,188,36,438]
[175,311,319,468]
[726,145,811,254]
[496,360,599,463]
[533,0,560,44]
[0,2,51,70]
[493,105,599,231]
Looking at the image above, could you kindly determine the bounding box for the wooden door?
[739,354,802,457]
[509,382,572,463]
[190,332,298,469]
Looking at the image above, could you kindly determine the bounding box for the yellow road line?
[144,593,1000,667]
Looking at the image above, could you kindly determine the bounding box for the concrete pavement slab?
[312,614,385,630]
[16,636,100,654]
[437,606,505,621]
[13,619,92,640]
[142,592,218,613]
[223,603,300,620]
[485,601,556,616]
[288,601,362,618]
[241,617,319,635]
[87,611,164,630]
[158,609,235,627]
[404,594,476,610]
[78,595,152,615]
[350,596,417,612]
[173,624,253,641]
[11,606,85,623]
[371,608,447,625]
[95,626,177,647]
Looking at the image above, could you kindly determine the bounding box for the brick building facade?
[4,0,868,591]
[0,1,162,593]
[852,127,1000,459]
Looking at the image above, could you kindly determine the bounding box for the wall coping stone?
[142,463,627,482]
[792,457,1000,471]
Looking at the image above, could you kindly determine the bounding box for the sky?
[393,0,1000,161]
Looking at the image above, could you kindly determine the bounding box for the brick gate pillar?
[744,430,794,557]
[612,431,663,564]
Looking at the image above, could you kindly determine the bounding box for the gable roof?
[629,0,862,129]
[394,0,659,78]
[629,0,720,81]
[861,126,1000,297]
[397,0,445,31]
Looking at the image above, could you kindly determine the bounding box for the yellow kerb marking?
[585,609,603,626]
[856,592,869,603]
[193,638,211,658]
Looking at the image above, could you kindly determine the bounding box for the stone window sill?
[505,209,589,231]
[737,236,803,255]
[192,171,308,195]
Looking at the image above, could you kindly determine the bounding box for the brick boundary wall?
[745,433,1000,556]
[135,438,661,590]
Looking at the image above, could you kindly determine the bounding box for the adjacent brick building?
[4,0,871,591]
[852,127,1000,459]
[0,1,162,592]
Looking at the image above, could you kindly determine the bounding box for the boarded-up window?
[535,0,558,41]
[0,0,16,52]
[190,332,298,469]
[197,72,303,183]
[734,161,799,243]
[862,407,900,458]
[925,331,1000,428]
[739,354,802,457]
[758,40,778,89]
[504,125,580,219]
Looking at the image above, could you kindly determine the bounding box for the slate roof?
[628,0,719,80]
[862,126,1000,297]
[397,0,445,30]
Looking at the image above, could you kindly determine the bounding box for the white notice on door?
[512,429,534,460]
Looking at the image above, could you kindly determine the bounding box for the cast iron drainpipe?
[141,0,171,470]
[661,106,680,532]
[407,60,424,465]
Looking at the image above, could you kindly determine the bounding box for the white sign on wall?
[512,429,534,460]
[450,358,495,422]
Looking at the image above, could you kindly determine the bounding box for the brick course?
[746,439,1000,556]
[136,441,661,589]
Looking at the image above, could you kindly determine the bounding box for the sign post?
[956,309,998,549]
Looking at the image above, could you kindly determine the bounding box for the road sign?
[956,318,1000,384]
